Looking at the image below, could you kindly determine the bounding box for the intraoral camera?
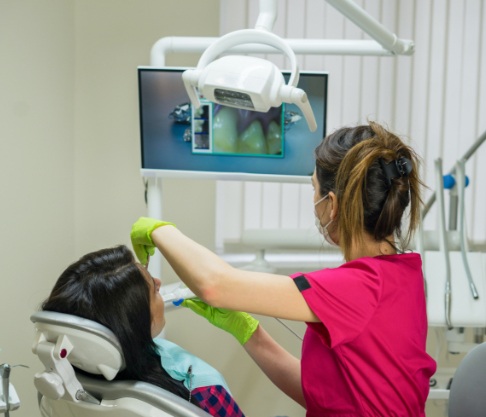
[182,29,318,132]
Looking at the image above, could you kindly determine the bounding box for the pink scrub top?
[291,253,436,417]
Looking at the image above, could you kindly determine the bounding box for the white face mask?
[314,194,339,247]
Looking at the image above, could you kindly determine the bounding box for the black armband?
[293,275,311,292]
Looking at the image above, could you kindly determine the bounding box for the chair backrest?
[32,311,124,380]
[31,311,210,417]
[448,342,486,417]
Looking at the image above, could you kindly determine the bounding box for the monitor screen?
[138,67,328,182]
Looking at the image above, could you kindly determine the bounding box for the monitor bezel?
[138,66,328,183]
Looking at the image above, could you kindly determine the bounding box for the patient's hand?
[182,299,259,345]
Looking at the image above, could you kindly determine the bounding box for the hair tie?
[379,157,412,187]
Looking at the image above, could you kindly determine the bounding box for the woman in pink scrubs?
[131,121,437,416]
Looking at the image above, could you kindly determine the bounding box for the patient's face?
[139,265,165,337]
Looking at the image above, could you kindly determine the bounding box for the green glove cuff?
[144,219,175,243]
[182,299,259,345]
[130,217,176,265]
[235,312,259,345]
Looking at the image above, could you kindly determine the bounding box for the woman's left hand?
[182,298,259,345]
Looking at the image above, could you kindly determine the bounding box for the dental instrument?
[435,158,453,330]
[455,159,479,300]
[0,364,9,417]
[424,156,486,329]
[161,282,196,312]
[0,364,21,416]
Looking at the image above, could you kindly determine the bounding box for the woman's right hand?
[130,217,175,265]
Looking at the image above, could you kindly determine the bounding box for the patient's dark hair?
[42,245,197,405]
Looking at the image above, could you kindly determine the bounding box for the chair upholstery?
[448,342,486,417]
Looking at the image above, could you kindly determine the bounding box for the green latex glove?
[130,217,175,265]
[182,299,259,345]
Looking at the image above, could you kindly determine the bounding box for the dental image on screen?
[138,67,328,181]
[191,101,284,157]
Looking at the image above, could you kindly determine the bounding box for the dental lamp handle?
[280,86,317,132]
[182,70,202,109]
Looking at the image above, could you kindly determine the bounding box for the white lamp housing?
[182,29,317,132]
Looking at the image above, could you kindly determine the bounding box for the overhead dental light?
[182,28,318,132]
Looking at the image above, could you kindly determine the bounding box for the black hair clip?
[379,157,412,187]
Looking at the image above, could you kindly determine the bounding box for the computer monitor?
[138,67,328,183]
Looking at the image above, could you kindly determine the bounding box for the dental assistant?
[131,121,437,417]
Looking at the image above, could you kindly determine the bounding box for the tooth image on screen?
[238,120,268,154]
[266,120,282,155]
[213,107,238,153]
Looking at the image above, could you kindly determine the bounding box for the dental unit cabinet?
[421,128,486,402]
[422,129,486,332]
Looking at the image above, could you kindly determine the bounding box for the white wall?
[0,2,75,416]
[72,0,221,255]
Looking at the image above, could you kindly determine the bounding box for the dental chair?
[448,342,486,417]
[31,311,211,417]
